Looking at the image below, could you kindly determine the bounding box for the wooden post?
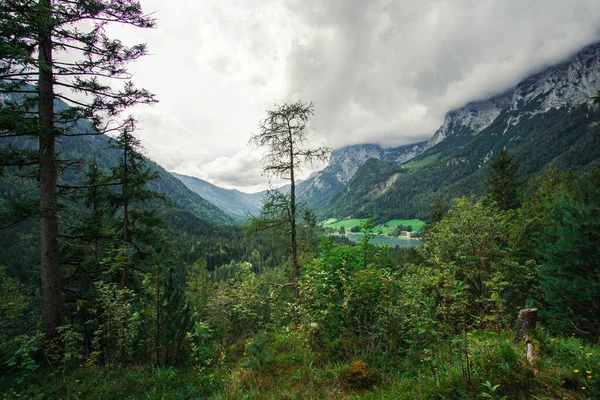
[515,308,538,364]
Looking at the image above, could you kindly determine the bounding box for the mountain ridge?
[322,41,600,220]
[0,94,233,225]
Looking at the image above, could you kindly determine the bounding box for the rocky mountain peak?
[427,42,600,148]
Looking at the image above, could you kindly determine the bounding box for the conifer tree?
[533,168,600,342]
[0,0,156,338]
[108,118,165,288]
[485,148,522,211]
[249,101,330,300]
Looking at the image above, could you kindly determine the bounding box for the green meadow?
[321,218,425,235]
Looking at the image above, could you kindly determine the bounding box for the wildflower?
[587,352,593,356]
[588,376,592,379]
[574,370,580,373]
[581,387,586,390]
[586,371,592,374]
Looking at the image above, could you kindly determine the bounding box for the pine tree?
[534,168,600,342]
[485,148,522,211]
[108,119,165,288]
[249,101,330,300]
[0,0,156,337]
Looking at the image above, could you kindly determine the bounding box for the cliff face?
[296,141,427,211]
[321,42,600,220]
[427,43,600,147]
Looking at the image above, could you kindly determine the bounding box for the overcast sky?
[108,0,600,193]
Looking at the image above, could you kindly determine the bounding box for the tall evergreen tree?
[108,119,165,288]
[485,148,522,211]
[0,0,156,337]
[533,168,600,342]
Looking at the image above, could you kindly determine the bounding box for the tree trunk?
[38,0,62,339]
[596,295,600,346]
[515,308,538,363]
[155,264,161,366]
[289,131,299,302]
[121,146,129,288]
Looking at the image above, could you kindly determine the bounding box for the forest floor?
[1,328,597,399]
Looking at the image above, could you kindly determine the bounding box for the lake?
[344,234,424,248]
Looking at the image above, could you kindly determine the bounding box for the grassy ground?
[382,219,425,232]
[321,218,425,235]
[320,218,368,231]
[3,328,597,399]
[402,153,441,171]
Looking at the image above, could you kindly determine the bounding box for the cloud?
[283,0,600,149]
[113,0,600,191]
[171,148,278,193]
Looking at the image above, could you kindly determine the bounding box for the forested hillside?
[0,107,233,225]
[325,103,600,221]
[3,155,599,399]
[321,43,600,221]
[172,172,263,220]
[2,1,599,399]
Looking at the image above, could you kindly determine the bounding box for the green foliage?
[485,148,523,211]
[185,321,215,369]
[0,266,35,346]
[91,281,141,366]
[480,380,508,399]
[419,198,535,328]
[0,266,40,382]
[4,333,41,385]
[243,331,276,369]
[141,256,192,367]
[531,168,600,341]
[299,237,437,357]
[207,262,274,342]
[324,104,600,221]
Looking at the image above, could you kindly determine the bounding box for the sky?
[107,0,600,193]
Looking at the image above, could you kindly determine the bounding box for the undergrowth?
[1,327,597,399]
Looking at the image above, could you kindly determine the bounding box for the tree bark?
[515,308,538,363]
[38,0,62,338]
[121,145,129,288]
[289,128,299,302]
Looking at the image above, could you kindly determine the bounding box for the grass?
[321,218,425,235]
[402,153,441,171]
[4,328,597,399]
[382,219,426,232]
[320,218,368,230]
[0,365,219,399]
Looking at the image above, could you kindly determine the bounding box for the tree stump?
[514,308,538,365]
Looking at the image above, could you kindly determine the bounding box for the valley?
[1,4,600,399]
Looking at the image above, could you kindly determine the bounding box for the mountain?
[297,141,427,211]
[0,94,233,225]
[171,172,264,220]
[171,171,302,220]
[323,42,600,221]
